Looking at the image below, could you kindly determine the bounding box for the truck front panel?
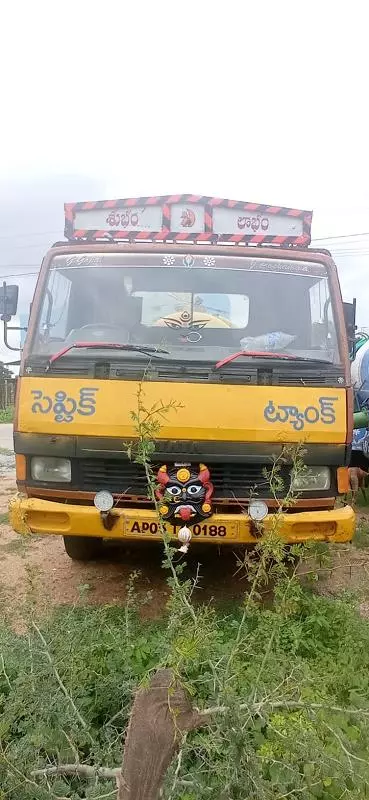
[9,228,355,547]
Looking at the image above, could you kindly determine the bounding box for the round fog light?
[94,491,114,512]
[248,500,268,521]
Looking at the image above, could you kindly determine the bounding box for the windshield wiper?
[215,351,297,369]
[46,342,170,371]
[214,351,332,370]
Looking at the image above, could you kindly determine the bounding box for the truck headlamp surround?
[290,467,330,492]
[31,457,71,483]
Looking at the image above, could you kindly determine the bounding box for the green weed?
[1,593,369,798]
[0,406,14,423]
[0,536,30,555]
[1,388,367,799]
[353,519,369,549]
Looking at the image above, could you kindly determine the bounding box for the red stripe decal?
[204,211,212,231]
[64,195,312,245]
[173,232,188,240]
[64,204,74,220]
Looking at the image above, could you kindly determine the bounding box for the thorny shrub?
[2,590,369,799]
[1,387,367,799]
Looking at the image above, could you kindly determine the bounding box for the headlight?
[290,466,330,492]
[248,499,268,521]
[31,457,71,483]
[94,490,114,512]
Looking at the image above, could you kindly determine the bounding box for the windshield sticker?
[203,256,216,267]
[264,396,338,431]
[31,387,98,423]
[64,255,103,267]
[52,253,327,277]
[183,254,195,269]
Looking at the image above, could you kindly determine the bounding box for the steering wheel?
[65,323,127,342]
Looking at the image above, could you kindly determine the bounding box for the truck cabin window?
[34,255,339,363]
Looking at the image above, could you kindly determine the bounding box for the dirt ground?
[0,473,264,626]
[1,470,369,628]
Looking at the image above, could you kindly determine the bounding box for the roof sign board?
[64,195,312,246]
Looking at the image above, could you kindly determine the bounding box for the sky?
[0,0,368,361]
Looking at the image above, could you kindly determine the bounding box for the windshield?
[31,252,339,363]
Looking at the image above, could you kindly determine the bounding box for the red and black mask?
[155,463,213,526]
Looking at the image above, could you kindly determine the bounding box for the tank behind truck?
[3,195,355,560]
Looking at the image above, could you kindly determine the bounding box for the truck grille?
[78,459,289,499]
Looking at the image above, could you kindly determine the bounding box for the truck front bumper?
[9,496,356,544]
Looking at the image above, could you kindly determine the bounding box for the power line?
[2,240,61,250]
[329,250,369,257]
[313,231,369,242]
[0,229,61,241]
[0,266,39,270]
[0,269,40,279]
[0,227,368,244]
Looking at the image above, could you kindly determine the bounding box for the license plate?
[124,519,239,539]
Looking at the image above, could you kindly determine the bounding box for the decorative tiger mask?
[155,463,213,525]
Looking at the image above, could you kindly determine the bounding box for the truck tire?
[63,535,103,561]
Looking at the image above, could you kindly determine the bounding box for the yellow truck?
[3,195,355,559]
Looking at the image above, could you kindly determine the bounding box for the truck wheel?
[63,535,103,561]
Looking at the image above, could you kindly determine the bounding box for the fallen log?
[117,668,203,800]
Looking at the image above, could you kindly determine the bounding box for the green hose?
[353,409,369,429]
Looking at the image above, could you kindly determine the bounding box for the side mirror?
[0,283,19,321]
[343,298,356,359]
[0,281,26,352]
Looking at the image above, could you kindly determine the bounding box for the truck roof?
[51,240,332,258]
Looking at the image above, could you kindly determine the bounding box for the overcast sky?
[0,0,368,361]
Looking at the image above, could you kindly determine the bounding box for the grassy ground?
[1,477,369,798]
[0,406,14,423]
[353,519,369,548]
[352,493,369,547]
[2,565,369,799]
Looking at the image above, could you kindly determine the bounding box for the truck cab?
[5,195,355,559]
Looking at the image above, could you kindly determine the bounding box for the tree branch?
[31,764,121,779]
[31,697,369,791]
[0,652,12,690]
[32,621,94,744]
[197,699,369,719]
